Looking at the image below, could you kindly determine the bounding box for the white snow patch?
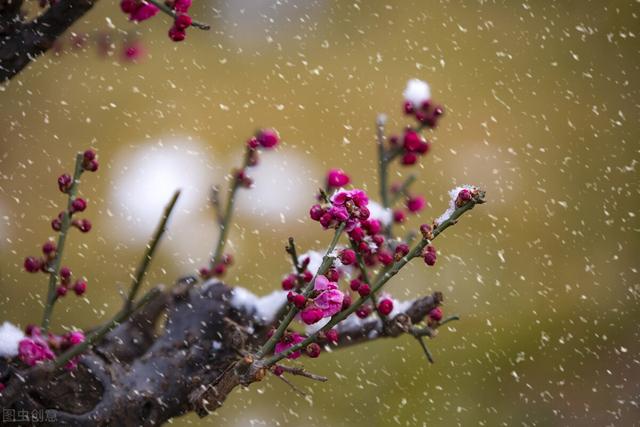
[0,322,24,357]
[403,79,431,107]
[230,287,287,324]
[435,185,476,226]
[237,148,320,223]
[298,250,324,275]
[305,317,331,335]
[297,249,355,278]
[388,298,415,318]
[106,138,224,259]
[336,312,382,333]
[368,201,393,226]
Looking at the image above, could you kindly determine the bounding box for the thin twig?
[376,115,389,209]
[275,364,328,382]
[274,373,307,397]
[146,0,211,30]
[210,146,253,269]
[437,315,460,327]
[350,239,386,324]
[125,190,180,310]
[415,336,434,363]
[210,186,224,224]
[41,153,84,333]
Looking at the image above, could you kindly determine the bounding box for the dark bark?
[0,278,442,426]
[0,0,98,81]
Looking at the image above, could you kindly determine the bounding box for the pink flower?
[298,275,345,323]
[274,332,305,359]
[406,195,426,213]
[313,274,334,291]
[314,289,344,317]
[18,337,54,366]
[130,2,159,22]
[327,169,350,188]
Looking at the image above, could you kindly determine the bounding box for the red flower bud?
[428,307,443,322]
[357,284,371,297]
[24,256,42,273]
[339,249,356,266]
[175,14,192,30]
[378,298,394,316]
[73,280,87,296]
[306,342,321,358]
[281,274,297,290]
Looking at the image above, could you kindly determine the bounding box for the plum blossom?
[274,331,305,359]
[299,275,345,325]
[18,337,55,366]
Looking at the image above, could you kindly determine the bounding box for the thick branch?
[0,0,98,81]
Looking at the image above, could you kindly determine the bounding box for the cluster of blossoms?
[24,149,98,296]
[309,188,370,231]
[120,0,194,42]
[18,326,85,370]
[386,79,445,167]
[200,129,280,280]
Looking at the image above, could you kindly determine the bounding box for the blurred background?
[1,0,639,425]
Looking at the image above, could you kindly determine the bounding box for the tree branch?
[0,0,99,82]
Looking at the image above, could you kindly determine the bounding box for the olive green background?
[1,1,639,425]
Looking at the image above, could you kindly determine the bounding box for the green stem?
[286,237,304,276]
[41,153,84,333]
[415,336,434,363]
[376,118,389,210]
[145,0,211,30]
[210,147,252,269]
[124,190,180,310]
[263,193,484,365]
[350,239,385,323]
[54,287,163,369]
[257,224,345,358]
